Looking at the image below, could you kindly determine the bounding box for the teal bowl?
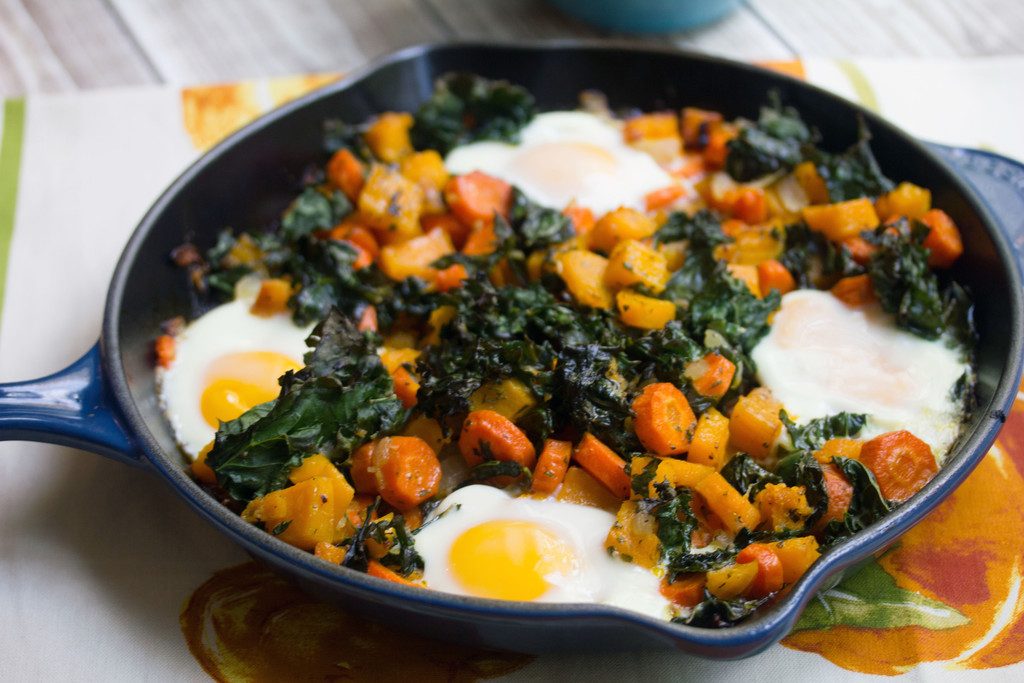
[549,0,742,33]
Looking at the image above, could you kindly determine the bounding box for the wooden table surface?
[1,0,1022,97]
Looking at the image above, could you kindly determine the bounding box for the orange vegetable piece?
[729,387,783,459]
[590,207,658,253]
[859,430,937,503]
[623,112,680,142]
[433,263,468,292]
[814,437,863,463]
[802,198,880,242]
[660,574,706,607]
[772,536,821,584]
[702,122,737,169]
[154,334,176,369]
[531,439,572,495]
[372,436,442,511]
[920,208,964,268]
[831,274,876,306]
[343,240,374,270]
[364,112,414,163]
[686,352,736,400]
[875,182,931,221]
[461,222,498,256]
[314,541,346,564]
[754,483,813,532]
[793,161,829,204]
[645,185,687,211]
[358,165,424,241]
[706,560,758,599]
[731,187,768,224]
[727,263,762,297]
[681,107,723,149]
[692,471,761,534]
[444,171,512,228]
[349,442,377,494]
[558,466,622,513]
[391,366,419,408]
[422,212,471,250]
[378,227,454,282]
[573,433,631,499]
[192,441,216,485]
[688,408,731,470]
[326,148,365,201]
[631,382,697,456]
[557,250,613,309]
[367,560,418,586]
[841,236,876,265]
[563,202,595,234]
[817,463,853,529]
[605,239,670,293]
[736,543,784,598]
[756,259,796,295]
[616,290,676,330]
[356,305,377,332]
[459,409,536,468]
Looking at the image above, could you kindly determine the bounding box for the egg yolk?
[508,141,617,197]
[200,351,301,427]
[448,520,577,601]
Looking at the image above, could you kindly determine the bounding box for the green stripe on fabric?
[0,98,26,321]
[836,61,879,113]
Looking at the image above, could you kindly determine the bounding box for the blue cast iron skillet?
[1,42,1022,658]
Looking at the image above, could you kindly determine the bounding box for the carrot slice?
[702,122,736,169]
[531,439,572,495]
[372,437,442,510]
[841,236,876,265]
[390,366,419,408]
[632,382,697,456]
[816,463,853,530]
[433,263,468,292]
[461,223,498,256]
[154,334,176,368]
[830,274,876,306]
[736,543,784,598]
[444,171,512,228]
[573,433,631,499]
[731,187,768,224]
[367,560,418,586]
[756,259,796,295]
[859,430,937,503]
[357,305,378,332]
[645,185,687,212]
[326,148,365,201]
[660,573,706,607]
[422,212,471,250]
[458,409,536,468]
[340,226,380,261]
[563,202,595,234]
[687,352,736,400]
[920,208,963,268]
[349,442,377,494]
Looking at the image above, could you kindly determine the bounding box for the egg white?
[414,485,671,619]
[751,289,970,462]
[444,111,677,215]
[157,281,314,459]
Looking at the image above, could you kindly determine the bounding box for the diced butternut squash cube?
[754,483,813,532]
[605,500,662,568]
[326,148,365,201]
[616,290,676,330]
[400,414,447,454]
[688,408,731,470]
[729,387,783,459]
[771,536,821,584]
[692,471,760,534]
[706,561,758,599]
[875,182,931,221]
[379,227,453,281]
[422,305,455,346]
[802,198,879,242]
[623,112,680,142]
[557,465,622,513]
[605,239,670,293]
[364,112,413,162]
[468,378,537,422]
[726,263,762,297]
[658,240,687,271]
[814,437,863,463]
[379,347,420,374]
[289,453,343,484]
[400,150,449,212]
[681,107,723,148]
[358,165,425,241]
[250,278,292,317]
[557,250,614,309]
[590,208,658,253]
[727,225,784,265]
[793,161,829,204]
[646,458,713,498]
[243,475,350,550]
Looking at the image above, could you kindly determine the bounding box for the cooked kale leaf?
[281,187,353,241]
[807,120,893,202]
[676,593,767,628]
[820,456,892,546]
[720,454,782,499]
[410,73,536,155]
[509,189,574,251]
[653,209,732,249]
[207,311,407,502]
[726,93,811,181]
[777,452,828,529]
[780,410,867,453]
[777,222,863,288]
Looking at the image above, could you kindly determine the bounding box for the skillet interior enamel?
[104,42,1023,656]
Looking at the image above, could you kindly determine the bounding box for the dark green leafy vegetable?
[323,118,373,161]
[653,209,732,249]
[638,483,736,581]
[777,223,863,288]
[461,460,532,486]
[821,457,892,546]
[509,189,574,251]
[281,187,353,241]
[341,499,424,576]
[867,221,946,339]
[410,73,536,155]
[676,593,767,627]
[807,120,893,202]
[777,452,828,530]
[720,454,782,499]
[725,93,811,181]
[780,410,867,452]
[207,311,407,502]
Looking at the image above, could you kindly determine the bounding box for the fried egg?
[157,279,314,459]
[751,289,970,462]
[414,485,671,619]
[445,111,677,215]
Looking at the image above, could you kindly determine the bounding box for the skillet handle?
[0,342,141,467]
[925,143,1024,261]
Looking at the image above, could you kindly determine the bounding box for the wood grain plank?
[671,6,793,60]
[751,0,1024,57]
[0,0,75,94]
[109,0,448,84]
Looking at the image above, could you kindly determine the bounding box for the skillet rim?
[100,39,1024,655]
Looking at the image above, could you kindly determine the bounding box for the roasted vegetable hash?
[156,73,976,627]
